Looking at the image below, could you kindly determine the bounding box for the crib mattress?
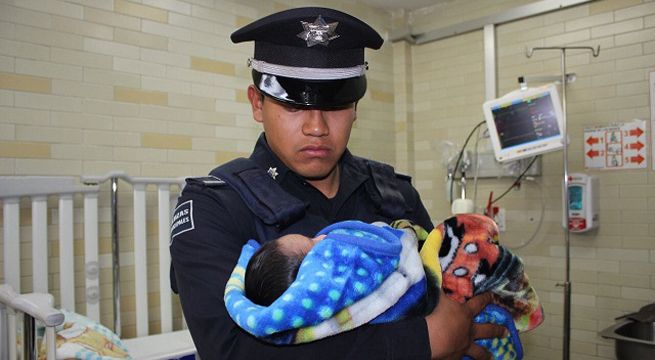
[123,329,196,360]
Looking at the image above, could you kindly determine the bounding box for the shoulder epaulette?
[185,175,226,187]
[209,158,306,229]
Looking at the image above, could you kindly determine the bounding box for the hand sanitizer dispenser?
[563,173,599,232]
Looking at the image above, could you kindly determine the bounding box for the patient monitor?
[483,84,564,162]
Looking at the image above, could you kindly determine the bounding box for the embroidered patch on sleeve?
[171,200,194,241]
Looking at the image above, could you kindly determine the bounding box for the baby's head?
[245,234,325,306]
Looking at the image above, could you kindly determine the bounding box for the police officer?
[170,7,504,360]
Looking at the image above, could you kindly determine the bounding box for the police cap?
[231,7,383,108]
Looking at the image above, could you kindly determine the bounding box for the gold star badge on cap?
[297,15,339,47]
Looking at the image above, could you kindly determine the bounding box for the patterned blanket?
[225,215,543,359]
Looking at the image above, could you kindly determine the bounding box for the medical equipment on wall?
[483,84,565,162]
[562,173,599,233]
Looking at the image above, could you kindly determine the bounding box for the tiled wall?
[1,0,654,357]
[402,0,655,359]
[0,0,394,337]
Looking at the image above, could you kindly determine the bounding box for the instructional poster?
[584,119,647,170]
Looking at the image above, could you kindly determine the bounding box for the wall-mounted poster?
[584,119,647,170]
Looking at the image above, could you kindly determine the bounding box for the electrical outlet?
[494,208,506,232]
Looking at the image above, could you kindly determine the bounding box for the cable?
[449,120,486,204]
[490,155,539,205]
[472,127,488,208]
[506,176,546,250]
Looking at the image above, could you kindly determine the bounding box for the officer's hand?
[424,291,507,360]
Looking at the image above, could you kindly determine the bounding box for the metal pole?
[111,177,121,337]
[526,45,599,360]
[23,314,36,360]
[560,48,572,360]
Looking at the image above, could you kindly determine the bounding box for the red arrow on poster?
[586,136,600,145]
[629,141,645,151]
[630,154,645,164]
[587,149,600,158]
[629,127,644,137]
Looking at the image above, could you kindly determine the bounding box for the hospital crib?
[0,173,196,359]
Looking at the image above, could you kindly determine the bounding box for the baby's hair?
[245,239,305,306]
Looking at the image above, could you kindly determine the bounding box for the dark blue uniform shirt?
[170,134,434,359]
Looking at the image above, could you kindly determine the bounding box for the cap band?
[249,58,365,80]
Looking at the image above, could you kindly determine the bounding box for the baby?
[245,233,326,306]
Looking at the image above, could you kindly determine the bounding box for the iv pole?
[526,45,600,360]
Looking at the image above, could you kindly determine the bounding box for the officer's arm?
[170,183,433,359]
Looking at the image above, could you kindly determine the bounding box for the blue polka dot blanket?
[224,220,427,344]
[224,220,523,359]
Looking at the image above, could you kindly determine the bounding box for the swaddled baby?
[225,214,543,359]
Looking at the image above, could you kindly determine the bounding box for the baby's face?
[277,234,326,256]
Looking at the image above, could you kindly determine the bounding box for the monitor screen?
[483,84,564,162]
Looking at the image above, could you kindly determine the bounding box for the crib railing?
[0,173,186,340]
[0,284,64,360]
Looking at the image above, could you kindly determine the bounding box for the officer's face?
[248,85,356,181]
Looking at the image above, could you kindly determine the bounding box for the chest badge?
[267,167,279,180]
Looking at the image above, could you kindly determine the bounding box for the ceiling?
[360,0,440,11]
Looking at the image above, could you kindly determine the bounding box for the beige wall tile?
[168,93,214,111]
[16,58,82,81]
[142,20,192,42]
[51,15,114,40]
[16,125,82,144]
[0,141,50,158]
[0,3,52,28]
[83,98,139,117]
[52,79,113,100]
[167,149,214,164]
[590,0,641,15]
[616,27,655,46]
[114,28,168,50]
[115,0,168,23]
[83,68,141,88]
[141,133,192,150]
[15,159,82,175]
[14,93,82,112]
[14,0,83,19]
[0,55,14,73]
[215,150,247,164]
[615,1,655,21]
[0,72,51,93]
[14,24,84,51]
[0,38,49,62]
[51,144,113,161]
[50,48,113,69]
[50,112,113,130]
[84,38,140,59]
[0,124,15,140]
[140,48,190,67]
[142,76,191,94]
[370,89,394,103]
[142,0,191,15]
[83,7,140,30]
[1,107,49,126]
[114,86,168,105]
[114,58,166,77]
[140,104,191,121]
[190,56,235,76]
[592,18,643,38]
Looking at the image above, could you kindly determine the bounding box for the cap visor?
[253,71,366,108]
